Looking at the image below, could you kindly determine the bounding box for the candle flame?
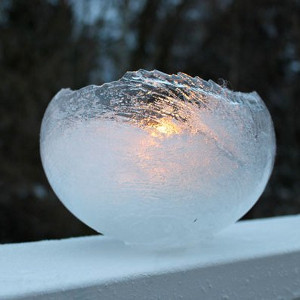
[148,118,182,137]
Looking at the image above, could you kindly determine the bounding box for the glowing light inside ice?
[40,70,276,248]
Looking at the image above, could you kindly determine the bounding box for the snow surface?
[0,215,299,299]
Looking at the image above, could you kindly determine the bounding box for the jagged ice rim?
[58,69,264,109]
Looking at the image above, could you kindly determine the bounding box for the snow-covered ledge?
[0,215,300,300]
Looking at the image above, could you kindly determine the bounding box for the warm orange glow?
[148,118,182,137]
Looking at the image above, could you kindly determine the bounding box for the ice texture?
[40,70,276,248]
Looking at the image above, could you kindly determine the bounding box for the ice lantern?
[40,70,276,248]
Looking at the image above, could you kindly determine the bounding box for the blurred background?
[0,0,299,244]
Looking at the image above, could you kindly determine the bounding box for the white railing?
[0,215,300,300]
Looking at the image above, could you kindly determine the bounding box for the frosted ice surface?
[40,70,276,248]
